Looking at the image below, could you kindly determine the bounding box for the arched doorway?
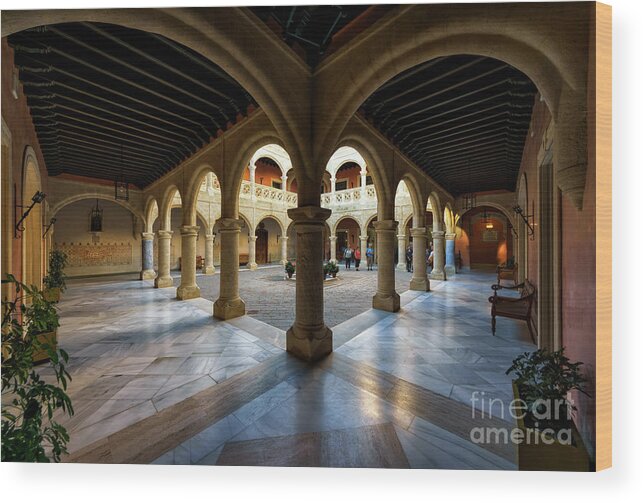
[254,217,283,264]
[22,152,43,288]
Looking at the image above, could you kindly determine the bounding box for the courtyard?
[45,268,534,467]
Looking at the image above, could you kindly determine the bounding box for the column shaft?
[329,235,337,262]
[140,232,156,280]
[248,235,258,270]
[154,230,173,288]
[214,218,245,319]
[373,220,400,312]
[445,233,456,277]
[410,227,430,291]
[430,230,447,280]
[286,206,332,362]
[397,234,407,270]
[177,225,201,300]
[204,234,215,274]
[279,235,289,265]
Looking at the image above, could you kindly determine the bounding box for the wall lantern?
[463,192,476,211]
[15,190,46,237]
[90,199,103,232]
[483,209,494,229]
[43,217,56,238]
[513,203,535,240]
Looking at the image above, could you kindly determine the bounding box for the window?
[335,180,348,191]
[272,180,282,189]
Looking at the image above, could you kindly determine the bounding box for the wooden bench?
[496,262,518,285]
[488,280,536,343]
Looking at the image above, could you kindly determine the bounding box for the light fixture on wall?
[43,217,56,238]
[513,203,535,240]
[15,190,46,237]
[90,199,103,233]
[483,209,494,229]
[114,144,129,201]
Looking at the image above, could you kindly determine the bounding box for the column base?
[372,292,401,312]
[176,284,201,300]
[430,270,447,281]
[140,269,156,280]
[203,266,216,275]
[154,276,174,288]
[280,259,288,266]
[410,277,430,291]
[247,262,258,270]
[213,297,246,320]
[286,324,333,362]
[396,263,407,271]
[444,265,456,277]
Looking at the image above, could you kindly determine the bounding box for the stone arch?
[332,215,363,237]
[159,185,183,230]
[428,192,444,231]
[184,163,219,227]
[144,197,159,234]
[325,146,367,178]
[398,173,425,226]
[333,137,393,214]
[225,134,287,217]
[50,193,143,222]
[255,213,286,236]
[21,146,43,288]
[250,144,292,179]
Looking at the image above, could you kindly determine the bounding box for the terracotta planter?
[44,287,61,303]
[512,382,590,471]
[32,330,57,364]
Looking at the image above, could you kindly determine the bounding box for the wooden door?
[256,227,268,264]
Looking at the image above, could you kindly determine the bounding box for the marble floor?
[37,270,535,469]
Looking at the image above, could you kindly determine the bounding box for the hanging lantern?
[90,199,103,232]
[115,143,130,201]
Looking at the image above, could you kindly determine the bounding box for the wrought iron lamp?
[90,199,103,232]
[15,190,46,237]
[115,144,129,201]
[513,203,535,240]
[43,217,56,238]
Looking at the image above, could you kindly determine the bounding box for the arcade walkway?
[46,271,534,468]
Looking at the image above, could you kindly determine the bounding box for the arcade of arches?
[1,4,609,469]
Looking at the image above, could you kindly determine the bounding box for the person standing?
[354,247,361,271]
[405,244,413,272]
[366,244,374,271]
[344,246,352,269]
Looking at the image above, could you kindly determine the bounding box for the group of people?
[342,245,375,271]
[405,243,434,273]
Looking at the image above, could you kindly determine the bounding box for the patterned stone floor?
[172,264,413,330]
[36,269,535,469]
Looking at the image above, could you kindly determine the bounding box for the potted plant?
[324,260,339,278]
[43,250,68,302]
[285,260,295,279]
[1,274,74,462]
[505,348,591,471]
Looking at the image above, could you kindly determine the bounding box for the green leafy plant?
[285,260,295,276]
[506,348,589,428]
[1,274,74,462]
[324,260,339,276]
[43,250,68,293]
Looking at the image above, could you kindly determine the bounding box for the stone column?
[247,235,258,270]
[279,235,289,265]
[286,206,332,362]
[410,227,429,291]
[396,233,407,270]
[329,235,337,262]
[444,232,456,277]
[330,176,336,193]
[140,232,156,280]
[154,230,173,288]
[214,218,245,320]
[429,230,446,280]
[360,235,368,258]
[176,225,201,300]
[204,233,215,274]
[372,220,400,312]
